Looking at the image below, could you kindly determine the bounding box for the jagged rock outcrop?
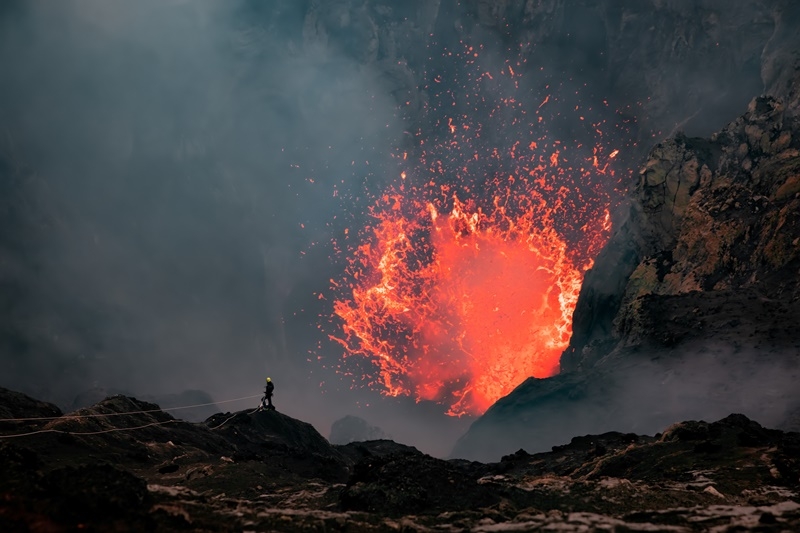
[568,95,800,370]
[335,438,421,465]
[206,408,350,484]
[70,388,220,422]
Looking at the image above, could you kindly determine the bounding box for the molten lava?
[328,41,627,416]
[332,179,610,416]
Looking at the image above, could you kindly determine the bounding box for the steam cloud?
[452,344,800,462]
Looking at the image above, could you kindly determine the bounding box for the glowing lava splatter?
[329,42,628,416]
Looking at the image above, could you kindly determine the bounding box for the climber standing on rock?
[260,377,275,411]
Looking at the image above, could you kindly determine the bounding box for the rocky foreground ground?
[1,387,799,531]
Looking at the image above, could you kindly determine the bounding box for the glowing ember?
[328,42,627,416]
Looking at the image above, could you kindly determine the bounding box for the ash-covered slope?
[453,94,800,461]
[2,387,800,531]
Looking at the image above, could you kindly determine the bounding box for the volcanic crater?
[2,0,800,531]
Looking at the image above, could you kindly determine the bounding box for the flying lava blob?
[328,42,628,417]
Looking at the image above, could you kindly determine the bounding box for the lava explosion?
[329,42,629,416]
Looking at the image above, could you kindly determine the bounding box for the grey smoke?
[452,343,800,461]
[0,1,403,409]
[329,415,390,445]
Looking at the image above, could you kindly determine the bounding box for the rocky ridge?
[1,387,799,531]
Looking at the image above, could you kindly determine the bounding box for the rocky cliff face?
[566,95,800,370]
[453,0,789,136]
[296,0,792,140]
[454,93,800,461]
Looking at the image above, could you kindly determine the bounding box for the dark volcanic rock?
[567,97,800,371]
[0,386,61,431]
[300,0,797,139]
[335,438,422,465]
[451,366,630,461]
[339,449,498,516]
[39,395,232,466]
[0,440,41,494]
[0,442,154,531]
[39,464,154,529]
[208,408,342,460]
[71,388,220,423]
[2,389,800,531]
[205,408,349,483]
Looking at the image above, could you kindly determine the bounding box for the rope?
[0,394,263,423]
[0,420,180,439]
[207,407,262,431]
[0,407,271,439]
[0,394,269,439]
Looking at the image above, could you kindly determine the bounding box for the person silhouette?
[260,377,275,411]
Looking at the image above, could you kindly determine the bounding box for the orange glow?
[327,41,628,417]
[330,164,615,416]
[332,187,600,415]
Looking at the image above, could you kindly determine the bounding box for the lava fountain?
[328,43,627,416]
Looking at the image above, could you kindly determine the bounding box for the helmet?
[266,377,271,382]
